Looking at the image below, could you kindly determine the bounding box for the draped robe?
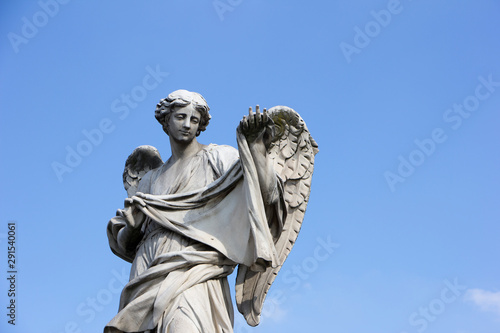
[105,136,283,333]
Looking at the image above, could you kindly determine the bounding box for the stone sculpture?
[104,89,318,332]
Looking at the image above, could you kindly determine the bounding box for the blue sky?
[1,1,500,332]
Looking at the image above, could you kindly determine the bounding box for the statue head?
[155,89,211,137]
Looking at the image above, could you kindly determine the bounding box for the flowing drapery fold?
[105,137,281,333]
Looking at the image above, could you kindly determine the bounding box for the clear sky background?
[1,1,499,332]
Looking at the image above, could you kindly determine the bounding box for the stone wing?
[235,106,319,326]
[122,145,163,197]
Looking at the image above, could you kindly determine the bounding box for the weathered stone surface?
[105,90,318,332]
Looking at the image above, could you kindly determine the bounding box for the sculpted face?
[166,104,201,143]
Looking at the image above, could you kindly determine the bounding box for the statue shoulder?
[136,165,162,194]
[205,144,239,175]
[209,144,238,158]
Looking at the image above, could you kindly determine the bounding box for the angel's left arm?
[240,106,279,205]
[249,142,279,205]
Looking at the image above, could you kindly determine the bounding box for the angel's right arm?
[107,171,152,261]
[239,106,279,205]
[116,169,153,251]
[106,211,143,263]
[116,207,145,255]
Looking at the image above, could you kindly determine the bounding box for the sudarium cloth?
[105,132,281,333]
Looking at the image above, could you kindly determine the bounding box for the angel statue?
[104,89,318,333]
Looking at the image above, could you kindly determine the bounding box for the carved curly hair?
[154,89,211,137]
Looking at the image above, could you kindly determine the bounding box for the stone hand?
[239,105,274,149]
[122,197,145,230]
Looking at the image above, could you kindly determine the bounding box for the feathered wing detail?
[122,145,163,197]
[235,106,319,326]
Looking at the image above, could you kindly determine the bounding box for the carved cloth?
[104,132,281,333]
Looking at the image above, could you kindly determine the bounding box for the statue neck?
[169,137,205,162]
